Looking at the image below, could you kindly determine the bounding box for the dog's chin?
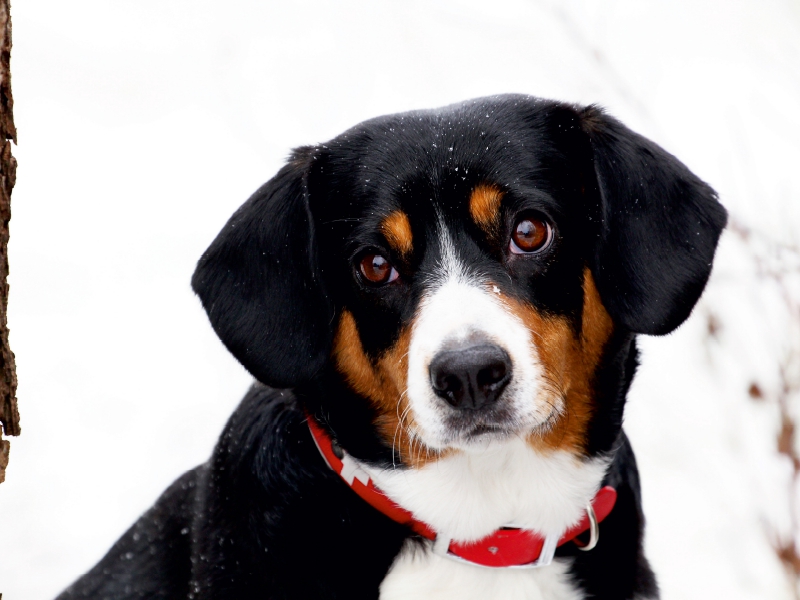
[426,411,558,454]
[448,425,516,453]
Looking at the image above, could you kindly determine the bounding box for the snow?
[1,0,798,598]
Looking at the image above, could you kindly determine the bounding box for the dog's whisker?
[393,399,414,468]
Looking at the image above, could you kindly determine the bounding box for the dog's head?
[193,95,726,464]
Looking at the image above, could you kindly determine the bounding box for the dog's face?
[309,104,610,461]
[193,95,727,465]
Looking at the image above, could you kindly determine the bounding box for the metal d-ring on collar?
[577,503,599,551]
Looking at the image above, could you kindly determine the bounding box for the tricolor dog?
[58,95,727,600]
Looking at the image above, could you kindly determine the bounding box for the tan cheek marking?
[380,211,413,256]
[332,310,439,467]
[469,183,503,233]
[580,269,615,369]
[503,268,613,455]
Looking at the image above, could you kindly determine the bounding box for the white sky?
[1,1,799,598]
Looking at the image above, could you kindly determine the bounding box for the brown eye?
[510,216,552,254]
[358,252,398,284]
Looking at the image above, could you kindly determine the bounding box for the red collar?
[307,416,616,569]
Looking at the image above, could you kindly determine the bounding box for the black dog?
[58,95,726,600]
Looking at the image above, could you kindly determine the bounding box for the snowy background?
[1,0,799,598]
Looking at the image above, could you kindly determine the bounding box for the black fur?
[58,95,726,600]
[581,106,726,334]
[192,152,333,388]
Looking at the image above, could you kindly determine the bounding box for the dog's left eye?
[357,252,399,285]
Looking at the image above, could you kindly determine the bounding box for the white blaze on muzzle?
[404,223,558,450]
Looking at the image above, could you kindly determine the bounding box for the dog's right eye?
[509,215,553,254]
[357,252,399,285]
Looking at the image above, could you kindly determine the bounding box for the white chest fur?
[365,438,608,541]
[365,439,608,599]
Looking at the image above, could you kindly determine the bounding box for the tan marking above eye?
[469,183,503,232]
[501,268,613,456]
[380,211,413,256]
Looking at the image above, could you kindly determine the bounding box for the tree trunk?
[0,0,18,485]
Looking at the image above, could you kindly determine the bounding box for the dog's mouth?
[457,426,522,449]
[434,400,562,449]
[464,423,511,439]
[436,406,517,447]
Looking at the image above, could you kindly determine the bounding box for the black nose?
[429,345,512,410]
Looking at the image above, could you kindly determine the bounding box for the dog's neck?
[364,437,611,542]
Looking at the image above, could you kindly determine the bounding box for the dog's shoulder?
[563,431,660,599]
[56,386,313,600]
[56,466,203,600]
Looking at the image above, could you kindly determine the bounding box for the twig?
[729,217,800,597]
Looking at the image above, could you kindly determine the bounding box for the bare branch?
[0,0,18,484]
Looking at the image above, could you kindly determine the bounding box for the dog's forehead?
[329,99,548,179]
[316,95,574,232]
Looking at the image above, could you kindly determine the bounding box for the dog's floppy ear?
[580,106,727,335]
[192,147,333,387]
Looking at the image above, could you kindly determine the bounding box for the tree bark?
[0,0,18,485]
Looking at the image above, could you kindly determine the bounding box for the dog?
[57,94,727,600]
